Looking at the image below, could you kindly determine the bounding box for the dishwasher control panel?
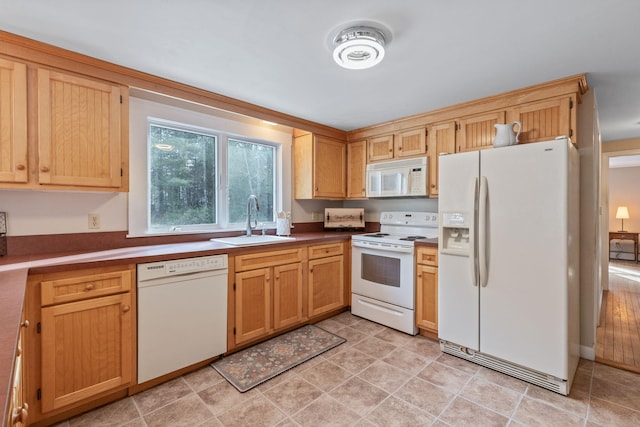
[138,254,228,282]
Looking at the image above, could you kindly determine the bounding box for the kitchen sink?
[211,235,295,246]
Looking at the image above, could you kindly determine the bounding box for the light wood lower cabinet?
[6,313,28,427]
[25,265,136,423]
[416,247,438,334]
[308,243,345,318]
[233,248,305,346]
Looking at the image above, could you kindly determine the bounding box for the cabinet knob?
[40,166,50,173]
[431,184,436,188]
[21,320,29,328]
[12,402,28,425]
[85,283,95,291]
[122,305,131,313]
[16,164,26,171]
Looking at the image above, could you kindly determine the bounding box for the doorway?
[596,152,640,373]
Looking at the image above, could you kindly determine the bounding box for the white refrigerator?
[437,138,580,395]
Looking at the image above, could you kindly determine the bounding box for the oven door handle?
[351,240,414,254]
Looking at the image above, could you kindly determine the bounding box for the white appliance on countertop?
[137,254,228,383]
[351,211,438,334]
[366,157,428,198]
[438,137,580,395]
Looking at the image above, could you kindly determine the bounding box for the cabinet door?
[396,128,426,158]
[416,265,438,332]
[308,255,344,318]
[0,57,28,183]
[368,134,394,162]
[273,263,304,330]
[427,121,456,198]
[37,69,124,188]
[457,111,506,152]
[40,293,132,412]
[235,268,271,344]
[313,135,346,198]
[347,139,367,199]
[508,96,572,144]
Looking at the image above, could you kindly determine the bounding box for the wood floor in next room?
[596,260,640,373]
[50,311,640,426]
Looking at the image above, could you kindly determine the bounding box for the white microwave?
[366,157,428,198]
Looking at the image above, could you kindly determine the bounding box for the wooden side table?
[609,231,638,262]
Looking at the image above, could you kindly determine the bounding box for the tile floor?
[53,312,640,426]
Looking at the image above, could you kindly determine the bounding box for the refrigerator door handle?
[470,177,479,287]
[479,176,489,287]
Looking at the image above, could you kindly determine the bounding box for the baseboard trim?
[580,345,595,360]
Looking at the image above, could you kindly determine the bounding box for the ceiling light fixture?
[332,25,387,70]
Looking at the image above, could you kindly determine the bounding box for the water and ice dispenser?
[440,212,472,256]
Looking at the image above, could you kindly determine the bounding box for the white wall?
[608,166,640,232]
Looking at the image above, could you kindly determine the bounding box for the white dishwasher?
[137,254,228,383]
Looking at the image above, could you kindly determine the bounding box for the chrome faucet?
[246,195,260,236]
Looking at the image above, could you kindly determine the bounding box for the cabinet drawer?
[416,247,438,266]
[308,242,344,259]
[235,248,304,271]
[41,269,133,306]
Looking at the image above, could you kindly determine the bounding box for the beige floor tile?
[402,335,442,359]
[353,318,388,336]
[394,377,454,417]
[435,352,481,375]
[382,347,430,374]
[143,393,213,427]
[198,417,224,427]
[512,396,584,426]
[197,380,259,417]
[262,375,323,415]
[439,397,509,426]
[254,367,299,392]
[327,346,377,374]
[292,394,361,427]
[297,359,352,392]
[328,376,389,416]
[120,419,146,427]
[592,363,640,392]
[184,365,225,392]
[217,395,286,427]
[374,328,414,346]
[353,335,398,359]
[417,361,472,393]
[357,360,413,393]
[365,395,434,426]
[314,317,345,333]
[460,377,522,417]
[331,311,361,326]
[475,366,529,394]
[525,384,589,417]
[69,397,141,426]
[334,325,368,344]
[133,376,193,414]
[570,366,593,395]
[591,376,640,412]
[587,397,640,427]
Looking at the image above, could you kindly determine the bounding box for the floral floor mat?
[211,324,346,392]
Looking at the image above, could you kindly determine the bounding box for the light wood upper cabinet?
[367,134,394,162]
[507,96,574,144]
[427,121,456,198]
[396,127,427,158]
[347,139,367,199]
[0,57,28,183]
[294,131,346,199]
[457,111,506,152]
[37,69,126,189]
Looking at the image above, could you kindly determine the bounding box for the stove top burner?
[367,233,390,237]
[399,235,427,241]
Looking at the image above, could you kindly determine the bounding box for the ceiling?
[1,0,640,142]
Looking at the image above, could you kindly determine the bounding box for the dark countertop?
[0,232,437,422]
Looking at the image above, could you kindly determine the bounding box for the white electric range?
[351,211,438,335]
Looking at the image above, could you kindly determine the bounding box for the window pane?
[149,124,217,228]
[228,139,275,223]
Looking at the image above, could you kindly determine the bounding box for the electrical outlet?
[88,213,100,229]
